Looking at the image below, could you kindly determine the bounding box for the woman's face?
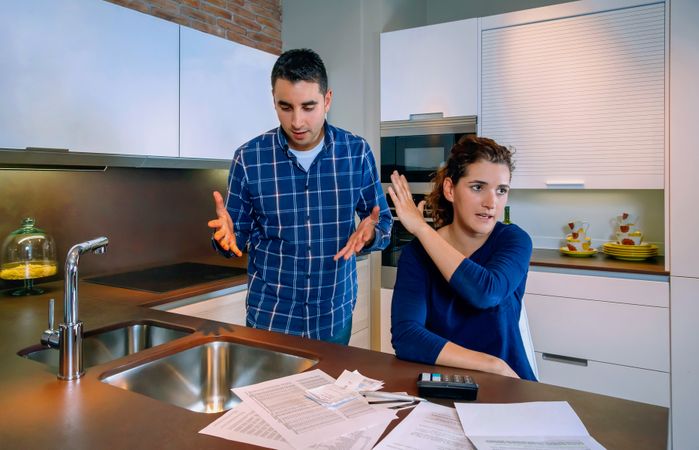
[444,160,511,238]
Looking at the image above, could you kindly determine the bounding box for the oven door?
[381,133,465,182]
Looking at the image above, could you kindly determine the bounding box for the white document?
[232,369,397,449]
[200,402,391,450]
[455,402,606,450]
[334,369,384,392]
[374,401,476,450]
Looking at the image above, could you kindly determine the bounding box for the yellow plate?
[602,248,658,255]
[604,253,655,261]
[560,247,598,257]
[603,242,658,251]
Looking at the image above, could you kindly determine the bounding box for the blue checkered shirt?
[218,122,392,339]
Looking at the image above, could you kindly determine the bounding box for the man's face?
[273,78,332,151]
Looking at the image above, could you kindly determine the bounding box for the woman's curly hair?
[427,135,515,228]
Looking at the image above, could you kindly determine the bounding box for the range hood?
[0,147,230,171]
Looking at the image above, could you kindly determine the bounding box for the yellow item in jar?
[0,262,57,280]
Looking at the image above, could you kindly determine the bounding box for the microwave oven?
[380,115,477,186]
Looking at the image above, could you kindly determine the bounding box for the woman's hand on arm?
[387,171,465,282]
[436,341,519,379]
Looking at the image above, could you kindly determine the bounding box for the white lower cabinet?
[379,288,394,354]
[166,288,247,326]
[349,257,371,350]
[526,270,670,406]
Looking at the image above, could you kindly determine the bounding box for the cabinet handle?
[542,353,588,367]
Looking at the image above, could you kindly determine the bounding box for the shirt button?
[306,216,310,221]
[307,245,311,250]
[306,274,311,279]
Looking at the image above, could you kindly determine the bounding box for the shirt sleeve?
[356,140,392,253]
[390,242,449,365]
[448,225,533,310]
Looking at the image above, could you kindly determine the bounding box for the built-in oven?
[380,114,477,287]
[380,114,477,194]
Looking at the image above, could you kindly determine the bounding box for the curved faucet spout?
[64,237,108,326]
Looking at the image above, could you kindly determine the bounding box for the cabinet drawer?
[536,352,669,407]
[526,271,669,307]
[527,294,669,371]
[169,290,247,326]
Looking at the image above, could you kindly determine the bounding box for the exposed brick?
[249,30,281,48]
[256,15,281,33]
[106,0,281,51]
[229,4,257,22]
[217,18,246,35]
[203,0,227,8]
[255,42,281,55]
[189,20,227,39]
[181,5,216,24]
[180,0,200,8]
[234,15,262,32]
[201,2,232,20]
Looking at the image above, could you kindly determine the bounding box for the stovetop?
[85,262,247,293]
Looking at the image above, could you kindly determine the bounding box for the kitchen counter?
[0,266,667,449]
[531,248,668,276]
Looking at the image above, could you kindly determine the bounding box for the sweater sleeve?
[390,242,449,365]
[449,224,533,310]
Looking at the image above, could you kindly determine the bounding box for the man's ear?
[324,89,333,113]
[443,177,455,203]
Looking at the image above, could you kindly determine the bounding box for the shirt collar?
[276,121,333,158]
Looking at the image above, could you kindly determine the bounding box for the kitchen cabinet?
[379,288,395,354]
[669,1,699,447]
[179,27,278,160]
[164,287,247,327]
[380,19,477,122]
[525,269,670,406]
[0,0,179,157]
[480,1,665,189]
[349,256,371,349]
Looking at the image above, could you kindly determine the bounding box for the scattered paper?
[374,401,475,450]
[232,369,396,449]
[335,369,384,392]
[455,402,606,450]
[200,402,392,450]
[307,384,362,407]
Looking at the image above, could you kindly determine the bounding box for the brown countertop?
[531,248,668,276]
[0,260,668,449]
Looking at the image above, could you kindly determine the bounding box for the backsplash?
[506,189,665,252]
[0,167,230,289]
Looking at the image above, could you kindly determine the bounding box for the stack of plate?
[602,242,658,261]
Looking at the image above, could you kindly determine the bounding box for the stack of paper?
[200,369,397,449]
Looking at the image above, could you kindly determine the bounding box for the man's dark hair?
[271,48,328,95]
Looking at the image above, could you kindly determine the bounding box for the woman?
[387,135,536,380]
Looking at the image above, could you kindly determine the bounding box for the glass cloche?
[1,217,57,296]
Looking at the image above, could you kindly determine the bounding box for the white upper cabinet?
[380,19,478,122]
[180,27,278,160]
[0,0,179,156]
[480,1,665,189]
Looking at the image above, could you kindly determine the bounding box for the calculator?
[417,372,479,401]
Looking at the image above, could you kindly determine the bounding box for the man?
[208,48,392,345]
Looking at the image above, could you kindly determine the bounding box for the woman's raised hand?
[387,171,429,236]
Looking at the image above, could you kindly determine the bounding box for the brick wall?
[106,0,282,54]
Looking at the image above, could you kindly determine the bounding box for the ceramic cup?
[567,220,590,239]
[616,230,643,245]
[566,235,592,251]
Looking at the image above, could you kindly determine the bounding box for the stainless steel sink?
[100,339,319,413]
[19,321,193,369]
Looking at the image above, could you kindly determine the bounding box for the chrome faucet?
[41,237,109,380]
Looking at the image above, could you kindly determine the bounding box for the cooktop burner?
[85,262,247,293]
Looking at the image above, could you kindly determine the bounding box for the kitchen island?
[0,269,667,449]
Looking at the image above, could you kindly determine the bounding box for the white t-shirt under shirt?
[289,140,324,171]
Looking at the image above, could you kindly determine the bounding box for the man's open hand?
[334,206,380,261]
[207,191,242,257]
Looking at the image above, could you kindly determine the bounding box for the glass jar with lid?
[1,217,57,295]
